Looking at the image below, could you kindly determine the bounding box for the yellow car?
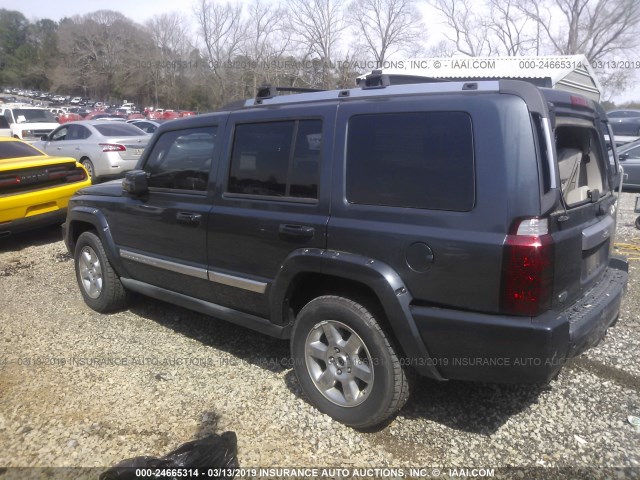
[0,137,91,237]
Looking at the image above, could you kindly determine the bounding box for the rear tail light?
[570,95,590,107]
[100,143,126,152]
[501,218,554,316]
[0,175,21,188]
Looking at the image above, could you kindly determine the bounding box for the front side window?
[143,127,216,192]
[346,112,475,211]
[51,126,69,141]
[227,119,322,199]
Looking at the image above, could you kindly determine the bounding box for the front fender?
[65,205,130,278]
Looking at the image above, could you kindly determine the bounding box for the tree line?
[1,0,639,111]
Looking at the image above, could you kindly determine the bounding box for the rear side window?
[346,112,474,211]
[227,119,321,199]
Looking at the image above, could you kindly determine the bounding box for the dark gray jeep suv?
[64,78,628,428]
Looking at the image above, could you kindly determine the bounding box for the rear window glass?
[556,126,606,206]
[94,123,145,137]
[0,141,45,159]
[346,112,474,211]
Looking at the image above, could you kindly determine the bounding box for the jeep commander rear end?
[64,78,628,428]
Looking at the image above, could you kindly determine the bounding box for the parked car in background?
[0,137,90,237]
[58,113,84,124]
[0,106,59,141]
[34,121,148,182]
[614,138,640,189]
[127,119,162,134]
[607,109,640,136]
[0,116,11,137]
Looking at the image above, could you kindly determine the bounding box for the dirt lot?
[0,193,639,479]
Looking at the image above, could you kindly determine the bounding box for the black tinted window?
[144,127,216,191]
[0,140,45,159]
[346,112,474,211]
[228,120,321,199]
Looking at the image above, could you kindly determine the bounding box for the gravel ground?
[0,193,639,479]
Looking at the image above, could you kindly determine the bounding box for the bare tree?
[429,0,493,56]
[517,0,640,62]
[288,0,346,88]
[487,0,534,55]
[146,12,191,107]
[347,0,424,65]
[193,0,246,74]
[193,0,247,105]
[55,10,151,101]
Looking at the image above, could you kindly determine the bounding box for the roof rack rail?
[242,80,500,108]
[255,84,326,103]
[359,69,391,89]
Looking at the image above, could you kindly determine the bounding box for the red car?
[58,113,83,124]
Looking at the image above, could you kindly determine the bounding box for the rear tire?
[635,216,640,229]
[291,295,410,429]
[81,158,96,183]
[74,231,128,312]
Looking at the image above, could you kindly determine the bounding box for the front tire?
[74,231,128,312]
[291,295,410,429]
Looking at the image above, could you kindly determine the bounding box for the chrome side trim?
[119,248,268,293]
[208,270,267,294]
[119,249,208,280]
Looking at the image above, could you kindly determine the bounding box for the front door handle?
[279,224,315,239]
[176,212,202,226]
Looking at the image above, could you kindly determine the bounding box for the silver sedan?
[34,121,149,182]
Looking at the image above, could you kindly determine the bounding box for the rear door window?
[346,112,475,211]
[227,119,322,200]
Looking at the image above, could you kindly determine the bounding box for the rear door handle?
[279,224,315,239]
[176,212,202,226]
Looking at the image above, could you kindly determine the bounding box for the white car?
[0,107,60,141]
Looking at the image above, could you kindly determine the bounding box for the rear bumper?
[0,208,67,236]
[412,255,628,383]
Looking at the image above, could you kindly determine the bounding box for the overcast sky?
[1,0,192,23]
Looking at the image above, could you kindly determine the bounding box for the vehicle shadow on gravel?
[127,298,548,435]
[128,299,292,374]
[398,378,549,434]
[0,224,63,253]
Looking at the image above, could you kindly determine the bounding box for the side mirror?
[619,153,629,161]
[41,134,48,141]
[122,170,148,195]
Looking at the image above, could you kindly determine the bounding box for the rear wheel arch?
[80,157,95,181]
